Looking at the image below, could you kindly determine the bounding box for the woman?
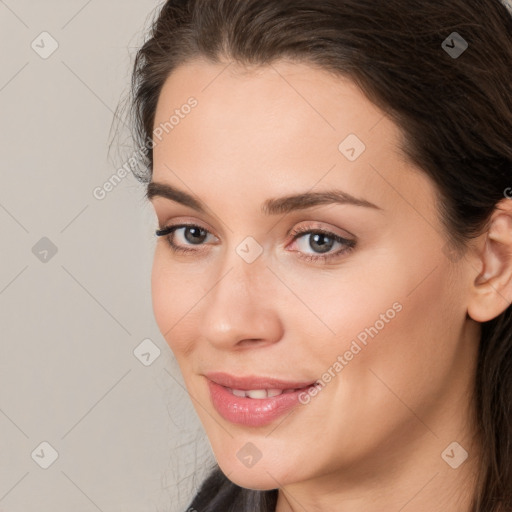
[127,0,512,510]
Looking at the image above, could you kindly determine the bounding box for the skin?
[148,58,512,512]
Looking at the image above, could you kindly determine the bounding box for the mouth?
[227,387,300,398]
[205,372,317,427]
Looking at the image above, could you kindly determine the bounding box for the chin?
[213,452,283,488]
[221,469,282,491]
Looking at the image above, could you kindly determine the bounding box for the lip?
[205,372,316,427]
[205,372,315,390]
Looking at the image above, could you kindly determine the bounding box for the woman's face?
[149,59,480,492]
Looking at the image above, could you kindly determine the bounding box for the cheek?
[283,262,462,467]
[277,255,408,355]
[151,250,172,335]
[332,259,462,416]
[295,246,459,397]
[150,249,200,355]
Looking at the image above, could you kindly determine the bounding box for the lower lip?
[207,380,312,427]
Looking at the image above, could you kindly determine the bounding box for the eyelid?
[156,216,219,237]
[155,223,219,244]
[156,223,212,237]
[286,220,355,240]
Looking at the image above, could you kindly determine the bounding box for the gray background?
[0,1,212,511]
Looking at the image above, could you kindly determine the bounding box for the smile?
[205,372,316,427]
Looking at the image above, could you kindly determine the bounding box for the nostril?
[236,338,268,348]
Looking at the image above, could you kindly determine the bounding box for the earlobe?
[467,200,512,323]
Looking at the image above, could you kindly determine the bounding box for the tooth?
[231,389,246,397]
[267,389,284,397]
[283,388,296,394]
[246,389,268,399]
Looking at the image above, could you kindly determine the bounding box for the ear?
[467,198,512,322]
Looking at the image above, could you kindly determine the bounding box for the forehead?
[151,58,434,222]
[153,58,390,147]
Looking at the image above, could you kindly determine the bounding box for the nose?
[198,254,284,350]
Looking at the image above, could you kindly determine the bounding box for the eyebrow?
[146,181,382,215]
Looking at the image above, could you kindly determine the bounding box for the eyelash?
[154,223,356,263]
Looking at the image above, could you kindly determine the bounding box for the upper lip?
[205,371,316,390]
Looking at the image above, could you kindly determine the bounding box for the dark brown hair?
[126,1,512,510]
